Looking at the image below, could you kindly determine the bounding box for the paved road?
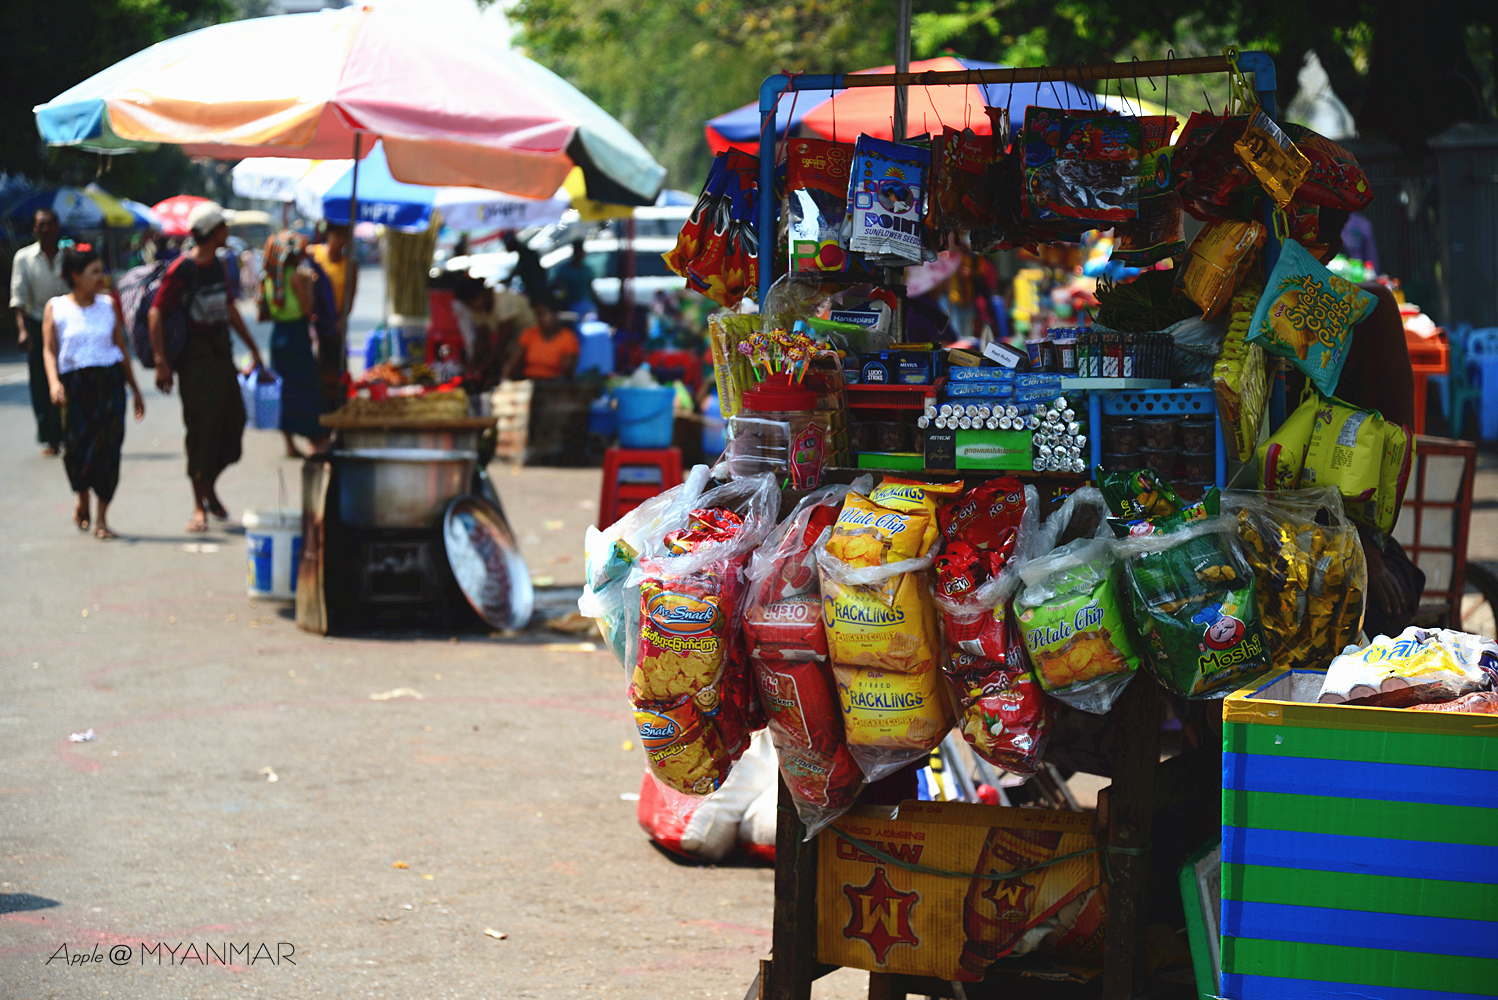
[0,273,880,1000]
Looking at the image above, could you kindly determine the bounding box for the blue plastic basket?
[238,368,283,431]
[1089,387,1226,487]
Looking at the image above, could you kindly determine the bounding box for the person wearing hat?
[148,201,265,533]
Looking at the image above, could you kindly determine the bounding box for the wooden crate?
[490,381,533,463]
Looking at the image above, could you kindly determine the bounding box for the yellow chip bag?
[827,494,930,567]
[1233,109,1311,209]
[1301,396,1384,507]
[1256,395,1318,491]
[821,571,939,673]
[833,661,955,749]
[1377,421,1414,536]
[867,477,965,555]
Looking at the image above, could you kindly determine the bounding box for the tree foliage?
[1,0,232,201]
[511,0,1497,190]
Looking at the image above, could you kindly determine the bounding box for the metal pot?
[338,428,483,452]
[334,449,477,528]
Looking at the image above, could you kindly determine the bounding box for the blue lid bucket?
[613,385,676,448]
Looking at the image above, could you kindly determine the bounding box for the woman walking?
[42,245,146,540]
[261,231,326,457]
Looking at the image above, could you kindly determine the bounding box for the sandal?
[185,514,209,533]
[95,526,117,541]
[73,512,90,532]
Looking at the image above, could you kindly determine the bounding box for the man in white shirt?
[10,209,67,455]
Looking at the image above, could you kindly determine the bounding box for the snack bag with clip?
[1246,238,1376,397]
[845,136,931,267]
[945,645,1050,775]
[1117,517,1271,698]
[934,479,1037,661]
[786,137,860,276]
[1181,219,1265,320]
[1021,108,1143,228]
[1300,395,1414,536]
[1281,124,1374,211]
[1234,108,1311,209]
[627,473,780,795]
[1223,488,1367,670]
[745,483,867,836]
[1015,537,1142,714]
[818,479,960,781]
[1174,111,1254,221]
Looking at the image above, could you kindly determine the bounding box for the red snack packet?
[938,476,1026,550]
[664,507,745,555]
[756,658,843,752]
[778,742,863,811]
[743,594,828,660]
[945,645,1049,775]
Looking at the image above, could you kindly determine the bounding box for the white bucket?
[243,509,303,600]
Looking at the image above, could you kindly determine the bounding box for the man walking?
[148,202,264,532]
[10,209,67,455]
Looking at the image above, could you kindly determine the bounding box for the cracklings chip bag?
[1247,239,1376,397]
[1014,538,1141,714]
[1117,519,1271,698]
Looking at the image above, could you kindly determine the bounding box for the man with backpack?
[147,202,264,533]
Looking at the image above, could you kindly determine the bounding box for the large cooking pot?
[335,449,477,528]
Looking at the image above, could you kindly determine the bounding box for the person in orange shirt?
[504,295,580,381]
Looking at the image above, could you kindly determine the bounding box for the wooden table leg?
[1100,678,1161,1000]
[768,774,820,1000]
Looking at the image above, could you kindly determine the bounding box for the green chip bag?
[1119,519,1271,698]
[1096,469,1184,520]
[1015,538,1141,714]
[1246,239,1376,398]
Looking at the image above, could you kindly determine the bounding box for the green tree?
[1,0,232,200]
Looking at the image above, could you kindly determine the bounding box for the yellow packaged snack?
[821,571,938,673]
[1233,108,1311,209]
[833,662,954,749]
[1300,396,1383,507]
[1255,394,1318,491]
[1377,421,1414,537]
[827,494,930,567]
[1182,220,1265,320]
[867,477,965,554]
[1214,282,1267,462]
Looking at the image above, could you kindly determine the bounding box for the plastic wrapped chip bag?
[945,644,1050,776]
[744,481,868,837]
[1223,488,1367,671]
[1246,239,1376,398]
[1014,538,1141,714]
[1117,518,1271,698]
[626,473,780,795]
[1319,627,1498,707]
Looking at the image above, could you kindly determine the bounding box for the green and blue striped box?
[1221,668,1498,1000]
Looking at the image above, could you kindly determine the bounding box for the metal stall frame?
[747,51,1281,1000]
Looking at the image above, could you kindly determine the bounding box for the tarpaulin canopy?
[33,6,666,205]
[705,56,1097,153]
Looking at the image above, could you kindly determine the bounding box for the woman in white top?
[42,246,145,539]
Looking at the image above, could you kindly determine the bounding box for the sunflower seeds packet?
[844,135,931,267]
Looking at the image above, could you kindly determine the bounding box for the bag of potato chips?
[627,473,781,796]
[745,481,869,837]
[1246,238,1376,398]
[817,478,962,782]
[1014,537,1142,714]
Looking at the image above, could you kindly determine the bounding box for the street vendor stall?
[580,45,1498,1000]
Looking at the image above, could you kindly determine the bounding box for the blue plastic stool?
[1427,323,1470,426]
[1465,328,1498,441]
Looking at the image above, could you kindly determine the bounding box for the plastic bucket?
[613,385,676,448]
[243,509,302,600]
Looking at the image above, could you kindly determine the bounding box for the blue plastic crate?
[1088,387,1226,487]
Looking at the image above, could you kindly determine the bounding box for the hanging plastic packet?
[1014,536,1141,714]
[1180,219,1265,320]
[1116,516,1271,698]
[1214,281,1267,462]
[1246,238,1376,398]
[932,124,1004,230]
[744,483,867,838]
[1021,107,1142,228]
[1234,108,1311,209]
[786,137,861,276]
[1280,124,1374,211]
[845,135,932,267]
[1113,145,1186,266]
[945,646,1050,775]
[664,154,728,279]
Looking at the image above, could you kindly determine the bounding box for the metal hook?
[924,73,947,135]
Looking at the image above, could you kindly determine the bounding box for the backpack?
[119,256,197,369]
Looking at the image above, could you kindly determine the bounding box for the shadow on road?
[0,893,62,914]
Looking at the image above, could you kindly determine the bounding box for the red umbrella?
[151,195,210,238]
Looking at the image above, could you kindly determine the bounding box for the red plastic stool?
[598,447,683,527]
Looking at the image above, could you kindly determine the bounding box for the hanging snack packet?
[1256,394,1319,491]
[1021,108,1143,227]
[945,646,1050,775]
[786,137,862,276]
[1281,124,1374,211]
[1300,396,1414,535]
[1173,112,1254,222]
[1214,281,1268,462]
[845,136,931,267]
[1181,219,1265,320]
[1246,238,1376,397]
[1224,488,1367,671]
[1015,538,1141,714]
[664,154,728,278]
[1118,518,1271,698]
[1097,469,1186,522]
[1234,109,1311,209]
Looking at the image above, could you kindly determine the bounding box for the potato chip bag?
[634,571,733,703]
[821,571,939,673]
[1256,394,1318,491]
[1233,108,1311,209]
[833,662,954,749]
[945,647,1049,774]
[634,696,731,795]
[1182,220,1265,320]
[1247,239,1376,397]
[1378,420,1415,537]
[777,742,864,811]
[1214,281,1267,462]
[1301,397,1383,505]
[1015,539,1141,714]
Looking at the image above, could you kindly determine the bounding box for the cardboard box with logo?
[817,801,1106,981]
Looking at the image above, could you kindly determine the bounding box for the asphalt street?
[0,269,876,1000]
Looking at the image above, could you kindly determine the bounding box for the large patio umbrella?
[32,5,665,206]
[233,141,570,233]
[151,195,211,238]
[5,185,138,229]
[705,56,1098,153]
